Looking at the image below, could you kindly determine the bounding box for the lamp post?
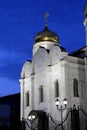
[55,98,67,130]
[27,114,36,130]
[21,114,37,130]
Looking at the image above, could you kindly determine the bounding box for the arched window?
[26,91,29,107]
[73,79,79,97]
[55,80,59,98]
[39,86,44,103]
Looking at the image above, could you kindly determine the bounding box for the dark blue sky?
[0,0,87,97]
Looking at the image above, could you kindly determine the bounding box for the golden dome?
[34,26,59,44]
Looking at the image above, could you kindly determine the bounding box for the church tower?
[20,12,87,130]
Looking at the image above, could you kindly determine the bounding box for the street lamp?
[27,113,37,130]
[21,113,37,130]
[28,115,36,121]
[55,98,67,130]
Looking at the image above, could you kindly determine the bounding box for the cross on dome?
[44,12,49,27]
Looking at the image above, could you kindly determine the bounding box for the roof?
[69,46,87,58]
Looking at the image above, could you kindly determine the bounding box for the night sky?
[0,0,87,97]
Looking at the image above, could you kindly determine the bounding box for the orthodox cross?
[44,12,49,26]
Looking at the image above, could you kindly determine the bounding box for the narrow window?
[55,80,59,98]
[39,86,44,103]
[73,79,79,97]
[26,92,29,107]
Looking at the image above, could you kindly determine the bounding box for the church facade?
[20,6,87,130]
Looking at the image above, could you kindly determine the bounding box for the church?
[19,4,87,130]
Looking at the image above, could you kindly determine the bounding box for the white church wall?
[20,79,25,119]
[46,61,70,121]
[24,77,34,119]
[64,56,86,108]
[33,71,49,112]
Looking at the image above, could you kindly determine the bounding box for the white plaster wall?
[31,54,87,120]
[34,71,49,111]
[24,77,32,119]
[64,56,86,108]
[31,59,68,120]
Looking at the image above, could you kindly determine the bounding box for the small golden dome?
[34,26,59,44]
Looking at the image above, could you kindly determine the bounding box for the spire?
[44,12,49,27]
[83,3,87,46]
